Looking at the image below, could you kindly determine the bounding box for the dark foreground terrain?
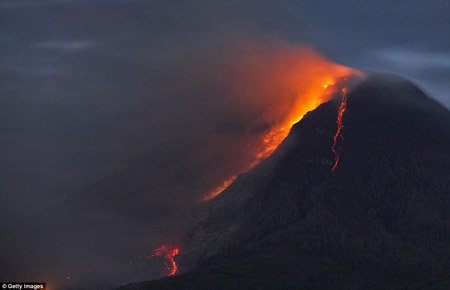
[119,74,450,289]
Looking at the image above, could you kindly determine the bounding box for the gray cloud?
[34,40,94,52]
[369,49,450,70]
[293,0,450,107]
[0,0,87,9]
[1,1,313,287]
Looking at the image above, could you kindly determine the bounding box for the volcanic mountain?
[120,74,450,290]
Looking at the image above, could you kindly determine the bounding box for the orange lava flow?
[200,46,361,201]
[206,176,238,201]
[149,245,179,276]
[199,47,359,201]
[330,89,348,171]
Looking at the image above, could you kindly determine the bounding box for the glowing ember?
[330,88,348,171]
[149,245,179,277]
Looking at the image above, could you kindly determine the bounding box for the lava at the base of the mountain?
[149,245,179,277]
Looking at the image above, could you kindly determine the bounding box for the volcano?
[119,73,450,290]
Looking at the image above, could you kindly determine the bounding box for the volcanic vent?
[122,73,450,289]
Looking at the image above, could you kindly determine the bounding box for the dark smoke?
[0,1,318,288]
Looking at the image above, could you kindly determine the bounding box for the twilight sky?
[1,0,449,287]
[297,0,450,106]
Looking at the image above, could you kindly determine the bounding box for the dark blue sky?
[297,0,450,106]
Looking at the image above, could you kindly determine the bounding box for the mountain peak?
[120,74,450,289]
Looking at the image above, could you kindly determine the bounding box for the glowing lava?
[149,245,179,276]
[202,82,352,200]
[199,46,361,201]
[330,88,348,171]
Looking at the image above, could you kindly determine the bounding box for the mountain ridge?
[119,73,450,289]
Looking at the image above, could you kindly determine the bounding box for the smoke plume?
[0,1,359,288]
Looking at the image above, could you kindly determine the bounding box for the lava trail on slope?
[201,55,360,201]
[331,88,348,171]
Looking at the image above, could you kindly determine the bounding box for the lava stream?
[201,81,349,201]
[199,47,361,201]
[330,88,348,171]
[149,245,179,276]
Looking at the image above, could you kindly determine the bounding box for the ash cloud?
[0,0,316,288]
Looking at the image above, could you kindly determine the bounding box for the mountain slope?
[120,74,450,289]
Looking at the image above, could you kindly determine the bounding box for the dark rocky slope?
[120,74,450,289]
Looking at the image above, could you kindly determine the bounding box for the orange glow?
[205,176,238,201]
[200,47,359,201]
[149,245,179,276]
[331,88,348,171]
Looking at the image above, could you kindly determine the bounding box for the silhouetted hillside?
[120,74,450,289]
